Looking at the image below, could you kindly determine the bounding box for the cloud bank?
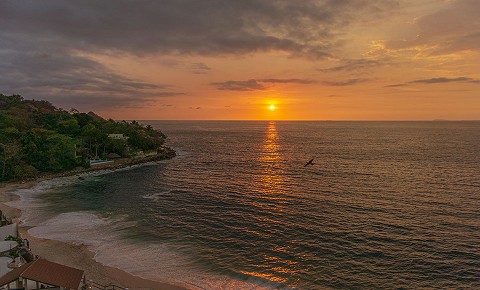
[322,78,369,86]
[384,0,480,55]
[386,77,480,88]
[0,0,399,109]
[0,39,182,110]
[211,78,316,91]
[0,0,399,58]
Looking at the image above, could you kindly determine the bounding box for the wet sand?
[0,181,187,290]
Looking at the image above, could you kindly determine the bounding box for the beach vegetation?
[4,235,23,245]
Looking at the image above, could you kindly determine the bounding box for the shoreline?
[0,154,188,290]
[23,147,177,182]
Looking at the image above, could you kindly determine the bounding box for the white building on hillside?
[108,134,128,140]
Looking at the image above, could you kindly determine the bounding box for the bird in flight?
[304,158,314,167]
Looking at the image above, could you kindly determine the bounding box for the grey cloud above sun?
[0,0,479,119]
[211,79,316,91]
[319,59,386,72]
[322,78,369,87]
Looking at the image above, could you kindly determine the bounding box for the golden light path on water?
[243,121,296,285]
[259,121,285,195]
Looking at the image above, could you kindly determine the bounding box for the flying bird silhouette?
[304,158,315,167]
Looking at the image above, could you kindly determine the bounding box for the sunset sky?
[1,0,479,120]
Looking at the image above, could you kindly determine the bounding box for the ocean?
[9,121,480,289]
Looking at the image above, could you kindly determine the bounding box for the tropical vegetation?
[0,93,170,181]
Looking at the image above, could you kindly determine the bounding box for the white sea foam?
[28,212,272,289]
[142,189,173,200]
[6,160,165,225]
[8,179,273,289]
[6,177,78,225]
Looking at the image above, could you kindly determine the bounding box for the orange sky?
[1,1,479,120]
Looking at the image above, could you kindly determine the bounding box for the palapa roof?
[0,258,84,289]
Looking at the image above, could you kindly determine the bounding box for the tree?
[0,143,20,180]
[21,128,54,171]
[13,162,38,179]
[57,119,80,136]
[45,134,77,171]
[81,123,110,159]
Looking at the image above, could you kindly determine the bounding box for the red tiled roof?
[0,258,84,289]
[0,261,33,286]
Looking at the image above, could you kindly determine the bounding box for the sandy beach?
[0,180,187,290]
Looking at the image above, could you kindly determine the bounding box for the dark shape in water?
[304,157,315,167]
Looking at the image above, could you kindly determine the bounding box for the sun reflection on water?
[249,121,290,209]
[258,121,285,195]
[245,121,301,286]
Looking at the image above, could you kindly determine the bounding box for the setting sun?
[269,105,276,111]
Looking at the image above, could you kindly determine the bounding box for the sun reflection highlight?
[240,270,288,284]
[257,121,285,196]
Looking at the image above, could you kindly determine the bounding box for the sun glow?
[269,105,276,111]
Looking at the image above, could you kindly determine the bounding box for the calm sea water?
[12,121,480,289]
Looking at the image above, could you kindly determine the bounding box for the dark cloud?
[159,60,212,74]
[319,59,384,72]
[384,83,406,88]
[211,78,315,91]
[211,79,266,91]
[0,44,183,110]
[48,93,183,111]
[322,78,368,86]
[259,79,316,84]
[385,0,480,55]
[0,0,399,58]
[190,63,212,74]
[410,77,479,84]
[386,77,480,87]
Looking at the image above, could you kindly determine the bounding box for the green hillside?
[0,93,171,181]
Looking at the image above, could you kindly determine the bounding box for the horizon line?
[128,119,480,122]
